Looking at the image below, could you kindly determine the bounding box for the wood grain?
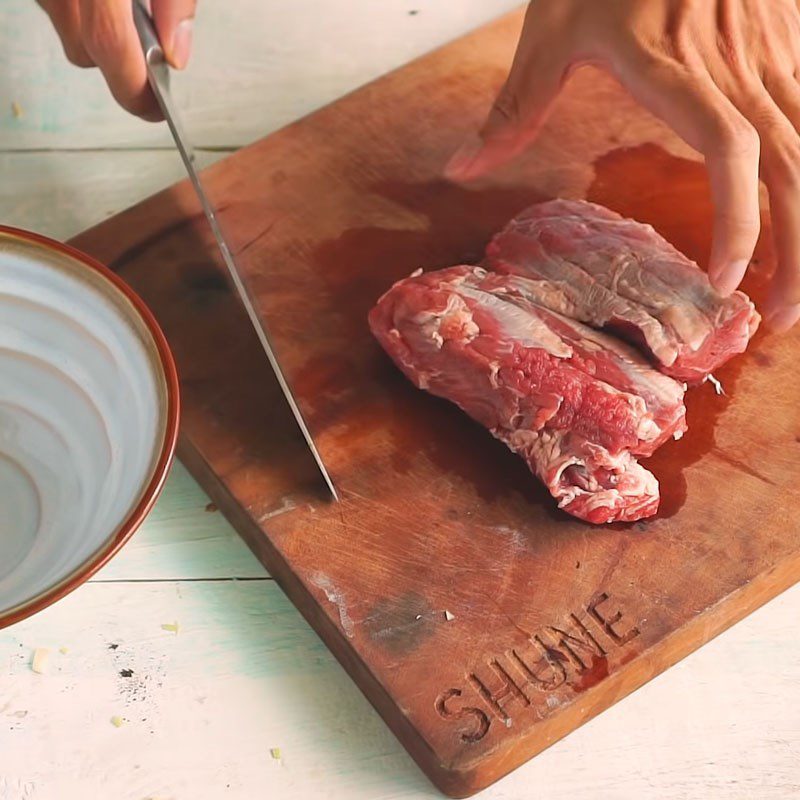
[70,10,800,796]
[93,461,267,582]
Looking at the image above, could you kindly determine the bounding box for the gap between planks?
[88,576,274,584]
[0,146,239,154]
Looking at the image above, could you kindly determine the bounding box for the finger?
[79,0,161,121]
[37,0,93,67]
[763,68,800,134]
[744,81,800,329]
[612,50,760,295]
[445,5,568,181]
[762,172,800,330]
[151,0,197,69]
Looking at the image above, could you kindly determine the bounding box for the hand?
[446,0,800,331]
[37,0,197,121]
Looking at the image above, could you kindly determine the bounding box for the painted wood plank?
[92,461,268,582]
[0,150,225,240]
[0,0,521,150]
[0,580,798,799]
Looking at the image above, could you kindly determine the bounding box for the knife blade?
[132,1,339,501]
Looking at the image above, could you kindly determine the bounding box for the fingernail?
[765,303,800,332]
[444,137,483,181]
[709,258,749,296]
[170,18,194,70]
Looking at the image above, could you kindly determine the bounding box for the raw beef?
[485,200,760,384]
[369,266,687,523]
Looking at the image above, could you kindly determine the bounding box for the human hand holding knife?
[131,0,339,501]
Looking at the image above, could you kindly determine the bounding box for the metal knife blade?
[132,1,339,501]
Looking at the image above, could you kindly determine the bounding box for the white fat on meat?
[498,427,658,515]
[511,216,711,346]
[500,268,682,368]
[410,293,479,350]
[369,260,691,523]
[489,200,759,383]
[457,285,573,358]
[552,311,685,410]
[459,270,677,449]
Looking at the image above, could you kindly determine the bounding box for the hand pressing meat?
[487,200,760,384]
[446,0,800,332]
[369,201,759,524]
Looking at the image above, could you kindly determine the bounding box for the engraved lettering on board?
[435,592,641,744]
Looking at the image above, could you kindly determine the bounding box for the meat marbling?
[368,201,758,523]
[369,265,687,524]
[486,200,760,384]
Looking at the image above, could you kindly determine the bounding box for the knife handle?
[132,0,165,64]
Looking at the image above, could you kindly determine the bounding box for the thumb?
[445,15,567,181]
[151,0,197,69]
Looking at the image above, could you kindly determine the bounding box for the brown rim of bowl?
[0,224,181,630]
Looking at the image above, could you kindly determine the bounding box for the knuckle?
[717,214,761,240]
[717,118,760,160]
[765,136,800,185]
[63,43,94,68]
[626,41,669,75]
[746,101,785,135]
[81,10,124,57]
[111,88,159,121]
[492,83,521,126]
[762,66,795,95]
[113,90,146,117]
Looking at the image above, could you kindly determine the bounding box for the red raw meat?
[369,266,687,523]
[486,199,760,384]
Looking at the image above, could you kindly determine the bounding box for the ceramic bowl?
[0,227,179,629]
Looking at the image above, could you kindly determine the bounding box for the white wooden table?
[0,2,798,798]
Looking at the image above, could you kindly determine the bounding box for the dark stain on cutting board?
[363,591,434,656]
[589,144,776,520]
[310,180,561,508]
[311,181,546,335]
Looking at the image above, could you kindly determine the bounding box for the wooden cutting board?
[72,9,800,796]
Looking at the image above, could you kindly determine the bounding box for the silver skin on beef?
[486,200,760,384]
[369,266,687,523]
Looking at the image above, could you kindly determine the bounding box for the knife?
[132,0,339,501]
